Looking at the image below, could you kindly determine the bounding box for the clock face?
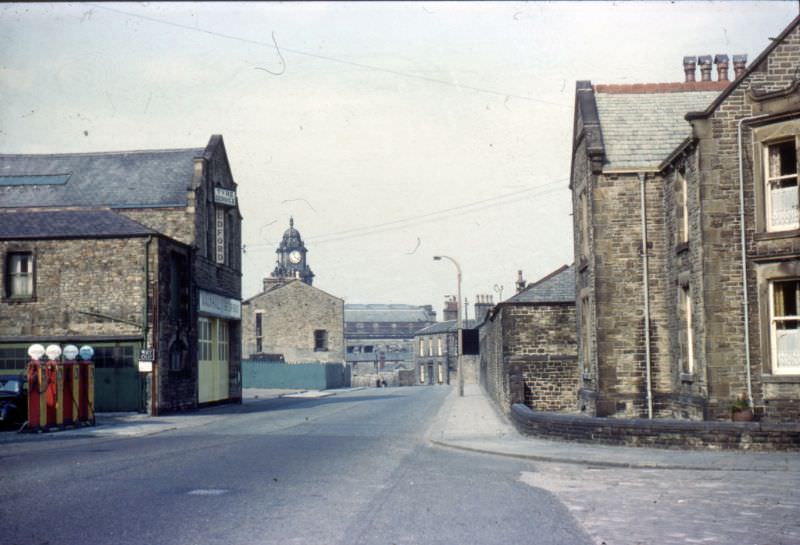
[289,250,302,264]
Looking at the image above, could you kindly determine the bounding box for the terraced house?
[0,135,242,413]
[571,16,800,421]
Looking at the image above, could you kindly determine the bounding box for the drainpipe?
[639,172,654,419]
[737,114,768,409]
[143,236,153,415]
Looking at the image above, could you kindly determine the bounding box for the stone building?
[241,279,344,364]
[0,135,243,413]
[571,16,800,422]
[241,219,344,365]
[479,265,577,412]
[345,304,436,375]
[414,318,479,386]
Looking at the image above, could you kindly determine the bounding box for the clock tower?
[270,217,314,286]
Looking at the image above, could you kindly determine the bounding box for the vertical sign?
[216,209,225,264]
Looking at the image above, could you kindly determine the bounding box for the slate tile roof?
[594,88,722,171]
[345,304,434,324]
[416,319,479,335]
[0,148,203,209]
[0,209,155,239]
[506,264,575,304]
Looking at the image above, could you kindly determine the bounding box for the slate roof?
[593,89,721,171]
[0,210,155,239]
[0,148,204,209]
[345,304,434,324]
[505,264,575,304]
[416,319,478,335]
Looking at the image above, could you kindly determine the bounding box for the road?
[1,387,591,545]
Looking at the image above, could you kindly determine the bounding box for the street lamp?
[433,255,463,397]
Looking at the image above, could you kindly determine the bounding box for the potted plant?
[730,394,753,422]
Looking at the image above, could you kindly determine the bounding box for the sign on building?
[199,290,241,320]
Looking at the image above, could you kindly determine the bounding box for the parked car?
[0,374,27,429]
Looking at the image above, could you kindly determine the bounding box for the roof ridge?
[0,147,205,159]
[594,81,729,94]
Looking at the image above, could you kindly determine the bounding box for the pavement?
[5,383,798,472]
[426,383,800,471]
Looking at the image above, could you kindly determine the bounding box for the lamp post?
[433,255,463,397]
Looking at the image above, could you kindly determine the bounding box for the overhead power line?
[245,178,569,250]
[87,3,569,107]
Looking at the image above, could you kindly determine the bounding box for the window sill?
[674,242,689,255]
[754,229,800,241]
[762,374,800,383]
[3,296,36,304]
[679,372,696,383]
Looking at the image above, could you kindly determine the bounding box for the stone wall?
[242,280,344,364]
[511,403,800,451]
[0,238,147,340]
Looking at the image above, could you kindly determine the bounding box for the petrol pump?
[26,343,95,432]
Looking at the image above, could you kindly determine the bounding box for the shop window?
[5,252,34,299]
[198,317,212,363]
[314,330,328,352]
[770,279,800,375]
[217,320,229,361]
[765,139,799,232]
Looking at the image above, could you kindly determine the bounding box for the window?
[198,317,212,362]
[437,337,443,356]
[217,320,229,361]
[580,295,592,375]
[5,252,33,299]
[419,338,424,356]
[678,283,694,374]
[420,364,426,384]
[364,345,373,353]
[427,338,433,357]
[314,330,328,352]
[255,312,263,353]
[765,139,799,232]
[770,279,800,374]
[579,191,589,258]
[677,172,689,244]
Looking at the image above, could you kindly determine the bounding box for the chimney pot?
[714,54,729,82]
[683,56,697,82]
[698,55,713,82]
[732,54,748,79]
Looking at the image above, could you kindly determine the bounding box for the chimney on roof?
[714,54,730,82]
[733,54,748,79]
[474,294,494,320]
[698,55,713,82]
[516,270,526,293]
[683,56,697,82]
[443,296,458,321]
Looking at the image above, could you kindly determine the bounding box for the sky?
[1,1,797,317]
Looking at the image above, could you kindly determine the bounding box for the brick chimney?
[516,270,526,293]
[733,54,747,79]
[473,294,494,321]
[443,296,458,321]
[683,56,697,82]
[698,55,713,82]
[714,54,729,82]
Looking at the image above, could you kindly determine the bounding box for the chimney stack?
[683,56,697,82]
[516,270,526,293]
[733,54,747,79]
[714,54,729,82]
[473,294,494,321]
[698,55,713,82]
[443,296,458,322]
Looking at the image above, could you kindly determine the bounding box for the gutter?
[639,172,654,419]
[737,114,769,409]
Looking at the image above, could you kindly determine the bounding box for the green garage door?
[92,344,142,412]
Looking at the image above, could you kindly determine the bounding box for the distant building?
[242,219,343,364]
[479,265,577,412]
[0,135,243,413]
[345,304,436,379]
[414,318,479,386]
[242,279,344,364]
